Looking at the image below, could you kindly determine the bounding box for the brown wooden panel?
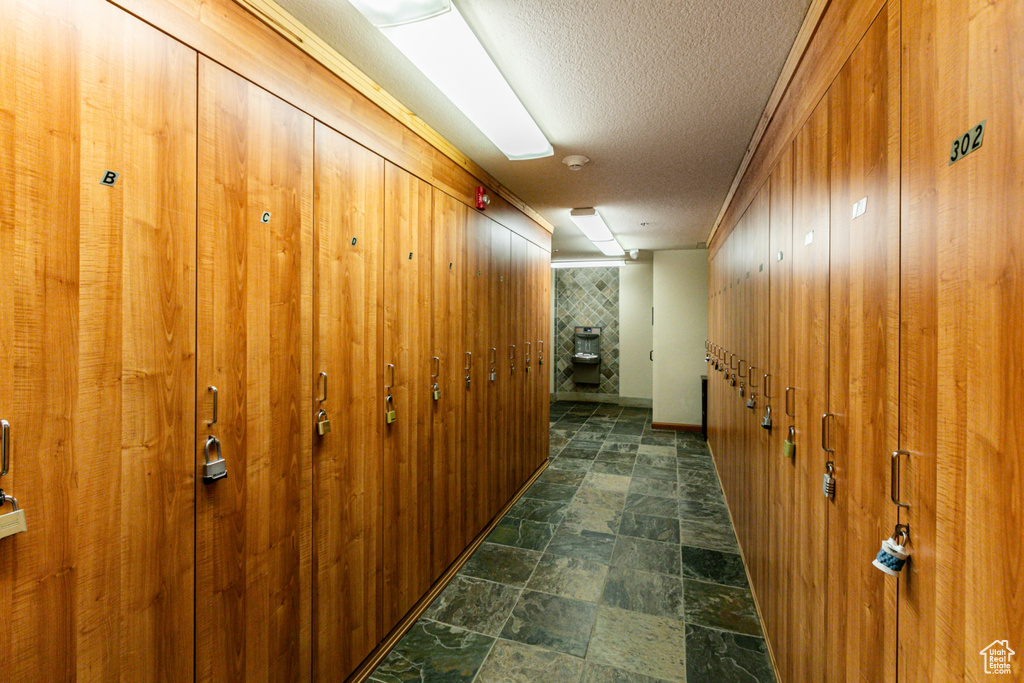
[765,144,794,672]
[900,0,1024,677]
[825,7,900,681]
[508,233,529,493]
[430,191,467,580]
[710,0,887,254]
[108,0,552,243]
[786,95,830,683]
[196,58,313,683]
[463,212,493,540]
[0,1,197,679]
[489,223,511,515]
[312,121,384,681]
[382,162,434,631]
[535,244,552,471]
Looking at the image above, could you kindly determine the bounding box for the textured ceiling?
[274,0,811,259]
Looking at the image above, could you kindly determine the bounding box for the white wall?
[653,250,708,425]
[618,264,653,399]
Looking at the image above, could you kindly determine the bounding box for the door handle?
[891,450,910,508]
[1,419,10,476]
[207,386,218,426]
[821,413,835,454]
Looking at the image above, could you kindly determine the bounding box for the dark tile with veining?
[539,468,587,487]
[500,590,598,657]
[368,620,493,682]
[601,566,684,619]
[683,579,762,636]
[581,662,673,683]
[423,575,521,636]
[679,519,739,553]
[597,442,639,456]
[506,497,570,524]
[632,464,678,482]
[591,460,635,476]
[610,536,681,576]
[561,501,622,535]
[527,552,609,602]
[557,447,600,461]
[628,477,679,499]
[546,527,617,564]
[680,545,749,588]
[475,639,585,683]
[486,517,556,551]
[549,456,594,472]
[524,481,578,503]
[685,623,775,682]
[460,543,542,587]
[623,493,678,518]
[619,512,680,544]
[678,497,732,526]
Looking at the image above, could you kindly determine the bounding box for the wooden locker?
[900,0,1024,677]
[311,121,385,681]
[536,244,552,470]
[786,95,831,683]
[0,0,197,679]
[382,162,434,631]
[824,6,900,681]
[196,58,314,683]
[464,212,493,540]
[765,145,794,673]
[489,223,511,514]
[430,191,468,580]
[509,233,529,491]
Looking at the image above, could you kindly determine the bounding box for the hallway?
[368,402,774,682]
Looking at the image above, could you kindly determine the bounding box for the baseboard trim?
[346,459,550,682]
[651,422,702,432]
[554,392,653,408]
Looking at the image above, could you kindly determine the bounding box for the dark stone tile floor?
[369,401,775,683]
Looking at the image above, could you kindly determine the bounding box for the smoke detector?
[562,155,590,171]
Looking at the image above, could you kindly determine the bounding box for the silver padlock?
[465,374,471,389]
[761,406,773,430]
[739,382,745,397]
[0,491,27,540]
[822,461,836,499]
[432,382,441,401]
[203,435,227,484]
[747,393,756,410]
[490,369,497,382]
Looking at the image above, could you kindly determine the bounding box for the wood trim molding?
[651,422,703,433]
[232,0,555,235]
[346,459,550,683]
[706,0,830,249]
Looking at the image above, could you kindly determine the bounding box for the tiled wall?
[555,267,619,397]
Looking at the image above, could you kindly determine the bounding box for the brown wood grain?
[107,0,552,246]
[900,0,1024,677]
[312,121,384,681]
[787,94,830,683]
[765,144,795,676]
[508,233,529,493]
[463,212,493,541]
[196,58,314,683]
[382,162,434,631]
[0,1,197,679]
[430,191,468,580]
[489,223,512,515]
[825,6,901,681]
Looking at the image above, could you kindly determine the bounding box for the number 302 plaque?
[949,120,986,165]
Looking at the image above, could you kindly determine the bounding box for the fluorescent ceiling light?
[569,208,614,242]
[552,260,626,269]
[349,0,553,160]
[347,0,451,28]
[594,240,625,256]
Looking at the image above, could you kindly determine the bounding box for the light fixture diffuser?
[349,1,553,160]
[347,0,451,28]
[569,208,614,242]
[594,240,626,256]
[551,260,626,269]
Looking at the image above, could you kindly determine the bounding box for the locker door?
[489,224,511,513]
[765,145,794,669]
[312,122,384,681]
[508,233,529,491]
[464,212,492,539]
[536,244,552,471]
[0,0,197,679]
[900,0,1024,676]
[430,191,467,579]
[786,94,830,683]
[824,7,900,681]
[196,58,314,683]
[382,163,433,630]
